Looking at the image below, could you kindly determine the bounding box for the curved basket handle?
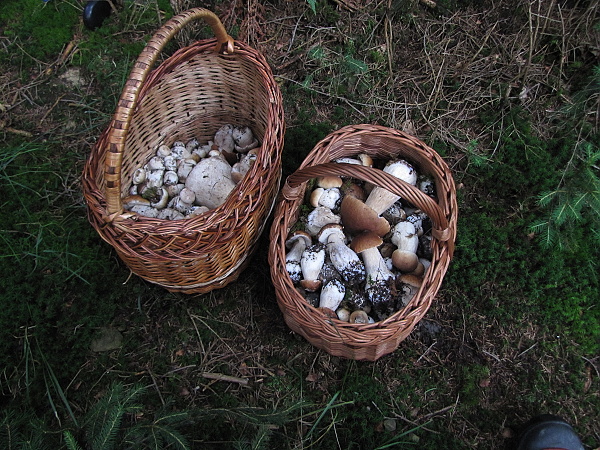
[282,163,452,242]
[103,8,235,219]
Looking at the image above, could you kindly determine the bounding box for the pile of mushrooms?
[122,124,259,219]
[285,155,436,323]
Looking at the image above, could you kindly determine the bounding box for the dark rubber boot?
[515,414,584,450]
[83,1,112,31]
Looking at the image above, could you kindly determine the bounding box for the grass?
[0,0,599,449]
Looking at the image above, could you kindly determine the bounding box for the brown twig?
[202,372,249,385]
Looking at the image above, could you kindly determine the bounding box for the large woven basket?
[269,124,457,361]
[82,8,284,294]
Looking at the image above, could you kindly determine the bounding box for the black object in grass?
[83,1,112,30]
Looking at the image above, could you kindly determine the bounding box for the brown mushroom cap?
[317,176,343,189]
[349,310,370,324]
[341,182,367,202]
[340,195,390,237]
[391,249,419,273]
[300,279,322,292]
[399,273,423,289]
[286,230,312,249]
[350,231,383,253]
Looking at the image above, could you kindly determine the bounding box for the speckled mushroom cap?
[340,195,390,237]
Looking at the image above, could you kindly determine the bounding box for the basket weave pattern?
[82,9,284,293]
[269,124,457,361]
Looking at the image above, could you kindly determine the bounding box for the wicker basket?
[268,124,457,361]
[82,8,284,294]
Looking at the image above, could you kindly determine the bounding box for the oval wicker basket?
[82,8,284,294]
[268,124,457,361]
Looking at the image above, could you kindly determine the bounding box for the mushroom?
[340,195,390,237]
[163,155,178,171]
[285,230,312,284]
[317,176,343,189]
[341,182,367,202]
[231,148,258,184]
[193,142,212,160]
[382,203,406,225]
[177,158,197,183]
[406,210,428,236]
[349,310,370,324]
[129,204,159,218]
[300,243,326,292]
[163,170,179,186]
[364,159,417,215]
[150,186,169,210]
[132,168,147,185]
[214,124,236,156]
[336,307,352,322]
[305,206,341,236]
[185,150,236,209]
[418,175,436,198]
[390,221,419,273]
[397,274,423,307]
[232,126,259,153]
[350,231,396,319]
[156,144,172,158]
[188,205,210,217]
[317,224,365,285]
[122,195,151,211]
[319,279,346,312]
[168,187,195,214]
[165,183,184,198]
[186,138,199,154]
[156,208,185,220]
[310,187,341,210]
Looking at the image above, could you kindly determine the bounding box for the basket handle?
[103,8,235,220]
[282,163,453,242]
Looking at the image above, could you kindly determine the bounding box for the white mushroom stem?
[300,244,326,291]
[361,247,394,289]
[364,159,418,215]
[285,232,312,284]
[390,221,419,272]
[319,279,346,311]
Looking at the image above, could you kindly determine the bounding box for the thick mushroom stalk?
[364,159,417,215]
[350,232,396,319]
[317,224,365,286]
[285,231,312,284]
[390,221,419,273]
[300,244,326,292]
[319,279,346,312]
